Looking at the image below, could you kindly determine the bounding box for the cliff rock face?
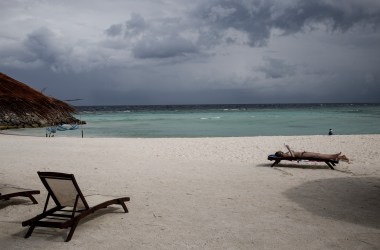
[0,72,81,129]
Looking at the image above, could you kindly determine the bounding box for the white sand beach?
[0,134,379,249]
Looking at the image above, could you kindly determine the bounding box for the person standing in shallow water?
[328,129,333,135]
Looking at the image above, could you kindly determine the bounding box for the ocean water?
[4,103,380,138]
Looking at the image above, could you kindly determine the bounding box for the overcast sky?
[1,0,380,105]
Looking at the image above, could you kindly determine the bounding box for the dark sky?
[1,0,380,105]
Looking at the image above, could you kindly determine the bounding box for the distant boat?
[56,124,79,131]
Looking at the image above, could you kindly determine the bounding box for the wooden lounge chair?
[267,154,339,169]
[22,172,130,242]
[267,145,347,170]
[0,188,40,204]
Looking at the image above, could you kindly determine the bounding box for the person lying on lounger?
[274,150,349,162]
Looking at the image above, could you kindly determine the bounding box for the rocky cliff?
[0,72,82,129]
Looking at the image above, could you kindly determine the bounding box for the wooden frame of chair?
[268,154,338,169]
[22,172,130,242]
[0,190,40,204]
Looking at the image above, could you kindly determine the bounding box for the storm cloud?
[0,0,379,105]
[194,0,380,46]
[132,35,197,59]
[257,57,296,79]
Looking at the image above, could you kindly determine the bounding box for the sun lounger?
[22,172,130,242]
[268,154,339,169]
[267,145,349,170]
[0,189,40,204]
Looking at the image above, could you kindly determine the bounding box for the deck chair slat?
[47,214,73,218]
[33,221,66,228]
[42,218,68,222]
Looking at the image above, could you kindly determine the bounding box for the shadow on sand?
[257,163,332,170]
[0,199,36,209]
[284,177,380,229]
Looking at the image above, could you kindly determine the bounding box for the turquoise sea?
[4,103,380,138]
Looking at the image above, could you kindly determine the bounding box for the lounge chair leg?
[66,222,78,242]
[325,162,335,170]
[119,199,129,213]
[25,226,35,238]
[26,194,38,204]
[271,160,281,167]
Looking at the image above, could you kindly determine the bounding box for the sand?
[0,134,379,249]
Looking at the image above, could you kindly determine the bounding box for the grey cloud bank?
[0,0,379,105]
